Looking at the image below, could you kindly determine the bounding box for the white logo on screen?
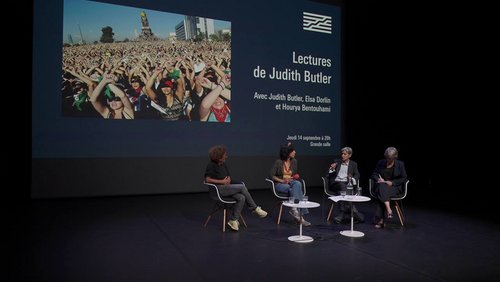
[303,12,332,34]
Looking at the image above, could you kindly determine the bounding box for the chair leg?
[223,208,227,232]
[204,203,222,228]
[205,203,242,232]
[240,214,247,228]
[394,201,405,226]
[204,215,213,228]
[327,202,335,221]
[277,203,283,224]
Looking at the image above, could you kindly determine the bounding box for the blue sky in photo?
[63,0,231,43]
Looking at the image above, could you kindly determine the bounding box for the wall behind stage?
[32,0,345,198]
[31,156,334,198]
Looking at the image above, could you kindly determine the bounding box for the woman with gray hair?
[371,147,408,228]
[327,147,364,223]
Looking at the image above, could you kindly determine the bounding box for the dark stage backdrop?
[32,0,345,198]
[29,0,496,221]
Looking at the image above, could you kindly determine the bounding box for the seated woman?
[204,145,268,231]
[327,146,364,223]
[270,144,310,226]
[371,147,408,228]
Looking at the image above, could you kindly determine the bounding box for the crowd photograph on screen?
[61,0,232,122]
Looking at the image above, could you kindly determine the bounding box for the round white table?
[282,201,320,243]
[329,195,370,237]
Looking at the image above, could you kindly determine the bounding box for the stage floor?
[9,188,500,281]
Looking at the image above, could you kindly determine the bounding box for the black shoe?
[333,215,344,224]
[353,213,365,223]
[374,220,385,229]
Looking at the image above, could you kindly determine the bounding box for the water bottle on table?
[347,176,354,196]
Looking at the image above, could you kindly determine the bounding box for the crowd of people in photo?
[205,142,407,231]
[62,40,232,122]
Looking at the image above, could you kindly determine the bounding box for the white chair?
[321,176,336,222]
[265,178,306,224]
[368,179,409,226]
[203,182,247,232]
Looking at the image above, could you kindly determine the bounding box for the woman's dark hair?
[107,95,122,103]
[279,144,294,161]
[130,76,143,84]
[208,145,227,162]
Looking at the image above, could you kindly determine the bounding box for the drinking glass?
[347,186,353,196]
[356,187,362,196]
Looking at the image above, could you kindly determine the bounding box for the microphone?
[329,159,340,173]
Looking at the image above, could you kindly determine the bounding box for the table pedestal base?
[340,230,365,237]
[288,235,314,243]
[282,201,320,243]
